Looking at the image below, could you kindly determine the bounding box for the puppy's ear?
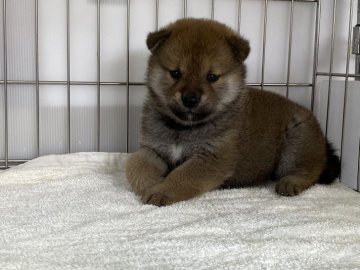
[146,29,171,53]
[226,35,250,62]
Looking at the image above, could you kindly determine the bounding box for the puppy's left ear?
[226,35,250,62]
[146,29,171,53]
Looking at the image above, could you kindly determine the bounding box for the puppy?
[126,18,340,206]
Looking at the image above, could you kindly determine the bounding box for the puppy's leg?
[141,142,237,206]
[125,147,168,196]
[275,114,326,196]
[275,171,323,196]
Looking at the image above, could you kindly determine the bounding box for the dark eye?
[170,69,182,80]
[207,72,219,83]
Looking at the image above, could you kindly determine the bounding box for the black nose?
[181,94,200,109]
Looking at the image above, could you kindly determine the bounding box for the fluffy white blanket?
[0,152,359,269]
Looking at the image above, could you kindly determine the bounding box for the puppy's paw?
[130,177,165,197]
[141,184,177,207]
[275,176,307,196]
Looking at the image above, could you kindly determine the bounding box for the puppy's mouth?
[171,108,211,123]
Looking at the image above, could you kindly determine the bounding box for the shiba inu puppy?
[125,18,340,206]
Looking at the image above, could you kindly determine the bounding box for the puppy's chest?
[147,130,215,167]
[158,141,218,169]
[164,144,186,165]
[142,115,223,166]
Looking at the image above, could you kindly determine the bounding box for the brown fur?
[126,18,332,206]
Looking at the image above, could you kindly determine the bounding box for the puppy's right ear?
[146,29,171,53]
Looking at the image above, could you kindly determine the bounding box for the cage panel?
[38,0,67,81]
[264,86,286,97]
[158,0,183,29]
[331,0,355,74]
[129,0,156,82]
[339,80,360,190]
[288,87,312,110]
[317,0,357,75]
[213,0,238,30]
[70,85,98,152]
[317,0,335,74]
[39,85,68,155]
[264,1,291,84]
[0,0,359,190]
[70,0,97,82]
[0,85,4,161]
[100,86,127,152]
[0,0,3,81]
[7,85,37,160]
[240,0,265,83]
[336,0,357,75]
[100,0,127,82]
[186,0,212,19]
[6,0,36,81]
[314,78,345,150]
[290,2,316,84]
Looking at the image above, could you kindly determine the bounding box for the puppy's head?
[146,18,250,126]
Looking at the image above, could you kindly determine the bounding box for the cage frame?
[0,0,359,191]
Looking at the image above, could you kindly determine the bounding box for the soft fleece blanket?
[0,152,359,270]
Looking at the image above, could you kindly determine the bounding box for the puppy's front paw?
[275,176,307,196]
[130,177,164,197]
[141,184,177,207]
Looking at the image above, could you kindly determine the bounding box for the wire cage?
[0,0,359,191]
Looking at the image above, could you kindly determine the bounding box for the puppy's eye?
[207,72,219,83]
[170,69,182,80]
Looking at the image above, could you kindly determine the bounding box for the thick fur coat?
[125,19,340,206]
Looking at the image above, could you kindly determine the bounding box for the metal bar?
[237,0,241,33]
[357,54,360,81]
[0,159,31,162]
[0,80,314,87]
[252,0,317,1]
[126,0,130,153]
[270,0,317,1]
[340,0,355,180]
[261,0,268,91]
[97,0,100,152]
[3,0,8,168]
[356,0,360,80]
[0,160,29,168]
[247,83,312,87]
[211,0,214,19]
[1,80,146,85]
[286,0,294,99]
[0,160,30,169]
[35,0,39,157]
[183,0,187,18]
[316,72,360,77]
[66,0,71,153]
[155,0,159,30]
[311,0,321,111]
[213,0,318,2]
[325,0,337,137]
[358,138,360,191]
